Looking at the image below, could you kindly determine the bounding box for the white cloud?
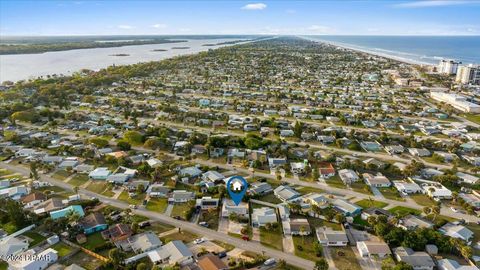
[241,3,267,10]
[394,0,478,8]
[307,25,332,33]
[151,24,167,29]
[286,9,296,14]
[117,25,134,30]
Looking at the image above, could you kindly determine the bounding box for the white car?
[129,204,138,209]
[451,207,459,213]
[264,258,277,266]
[193,238,205,244]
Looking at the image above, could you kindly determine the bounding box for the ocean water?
[304,35,480,65]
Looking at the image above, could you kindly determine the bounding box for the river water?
[0,38,245,82]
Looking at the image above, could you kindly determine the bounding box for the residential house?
[119,231,162,253]
[393,181,423,194]
[0,236,29,257]
[197,254,229,270]
[422,183,452,200]
[360,141,383,152]
[331,199,362,216]
[456,172,479,185]
[385,145,405,155]
[398,215,434,230]
[361,208,394,221]
[363,173,391,187]
[393,247,435,270]
[80,212,108,235]
[268,157,287,168]
[101,224,133,243]
[437,259,479,270]
[408,148,431,157]
[88,167,111,180]
[290,162,306,175]
[318,162,335,179]
[316,227,349,246]
[338,169,359,185]
[73,164,95,174]
[251,207,277,227]
[363,158,386,169]
[147,240,194,266]
[0,186,30,201]
[274,185,301,202]
[196,197,219,210]
[33,198,65,215]
[440,223,474,243]
[459,193,480,208]
[357,241,392,258]
[21,192,47,209]
[147,184,170,198]
[202,171,225,183]
[50,205,85,220]
[179,166,202,180]
[7,248,58,270]
[221,199,249,217]
[248,182,273,196]
[168,190,195,204]
[289,219,311,235]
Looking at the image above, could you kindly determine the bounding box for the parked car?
[129,204,137,209]
[264,258,277,266]
[199,221,209,227]
[194,238,205,244]
[139,221,151,228]
[217,251,227,258]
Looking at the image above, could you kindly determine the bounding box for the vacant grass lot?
[330,247,362,270]
[145,198,168,213]
[198,209,220,230]
[52,170,73,180]
[160,231,197,244]
[259,226,283,251]
[52,242,73,257]
[23,231,46,247]
[83,232,107,251]
[378,187,405,201]
[293,234,321,262]
[355,199,388,209]
[170,202,195,220]
[63,251,104,270]
[410,194,436,206]
[388,206,421,217]
[118,191,145,205]
[68,174,89,187]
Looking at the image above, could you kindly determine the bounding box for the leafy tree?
[314,258,329,270]
[89,137,109,148]
[123,131,143,145]
[117,140,131,151]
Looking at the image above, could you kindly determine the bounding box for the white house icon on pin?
[231,180,243,192]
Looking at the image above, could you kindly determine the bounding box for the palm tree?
[73,186,79,195]
[431,205,440,221]
[300,226,306,245]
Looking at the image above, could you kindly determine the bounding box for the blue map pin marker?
[227,175,248,206]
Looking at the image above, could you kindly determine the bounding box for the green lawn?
[351,182,372,195]
[23,231,46,247]
[149,222,175,234]
[83,232,107,251]
[170,203,194,220]
[68,174,89,187]
[52,170,73,180]
[160,231,197,244]
[293,235,322,261]
[85,181,109,194]
[52,242,73,257]
[410,194,436,207]
[259,226,283,251]
[257,193,282,204]
[0,261,7,270]
[388,206,421,217]
[355,199,388,209]
[198,209,220,230]
[462,113,480,125]
[212,240,235,252]
[378,187,405,201]
[118,190,145,205]
[63,251,104,270]
[146,198,168,213]
[326,175,346,188]
[306,216,342,231]
[1,222,18,234]
[329,247,362,270]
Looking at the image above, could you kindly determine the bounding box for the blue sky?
[1,0,479,36]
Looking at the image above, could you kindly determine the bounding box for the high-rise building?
[438,59,461,75]
[456,64,480,85]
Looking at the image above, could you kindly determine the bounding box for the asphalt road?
[0,162,315,270]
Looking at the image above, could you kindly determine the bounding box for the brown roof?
[80,212,107,229]
[21,192,46,204]
[101,224,133,241]
[33,197,65,212]
[197,254,228,270]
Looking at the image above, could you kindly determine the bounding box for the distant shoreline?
[302,36,434,67]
